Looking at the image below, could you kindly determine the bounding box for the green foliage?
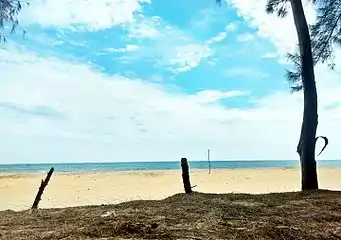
[266,0,341,92]
[0,0,26,43]
[266,0,290,17]
[310,0,341,69]
[285,53,303,92]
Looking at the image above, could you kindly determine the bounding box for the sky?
[0,0,341,163]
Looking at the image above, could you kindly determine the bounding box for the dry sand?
[1,167,341,211]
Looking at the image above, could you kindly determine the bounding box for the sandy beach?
[1,167,341,211]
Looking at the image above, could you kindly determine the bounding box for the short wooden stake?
[181,158,192,194]
[31,167,54,209]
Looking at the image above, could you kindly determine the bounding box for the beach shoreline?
[2,165,340,174]
[1,160,340,174]
[1,167,341,211]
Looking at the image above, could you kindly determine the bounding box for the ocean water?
[0,160,341,173]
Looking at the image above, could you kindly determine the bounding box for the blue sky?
[0,0,340,163]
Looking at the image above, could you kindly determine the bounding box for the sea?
[0,160,341,173]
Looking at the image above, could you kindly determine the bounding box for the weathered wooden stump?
[31,167,54,209]
[181,158,192,194]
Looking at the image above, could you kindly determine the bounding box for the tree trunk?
[290,0,319,190]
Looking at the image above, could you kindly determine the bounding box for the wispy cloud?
[225,22,238,31]
[206,22,239,44]
[262,52,277,59]
[225,67,269,79]
[102,45,139,53]
[121,16,215,72]
[206,32,227,44]
[168,44,212,72]
[127,15,162,39]
[2,0,341,164]
[0,102,65,119]
[191,7,224,30]
[190,90,249,103]
[236,33,255,42]
[19,0,151,31]
[1,45,341,163]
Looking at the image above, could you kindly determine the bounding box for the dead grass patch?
[1,190,341,239]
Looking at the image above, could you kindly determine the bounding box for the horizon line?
[1,159,340,165]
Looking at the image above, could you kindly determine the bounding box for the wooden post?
[181,158,192,194]
[32,167,54,209]
[208,149,211,174]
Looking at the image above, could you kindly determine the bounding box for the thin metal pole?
[208,149,211,174]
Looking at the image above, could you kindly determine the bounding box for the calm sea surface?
[0,160,341,173]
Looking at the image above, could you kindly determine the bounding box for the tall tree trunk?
[290,0,319,190]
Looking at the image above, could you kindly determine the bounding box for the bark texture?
[290,0,318,190]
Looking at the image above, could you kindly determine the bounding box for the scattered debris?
[100,210,116,218]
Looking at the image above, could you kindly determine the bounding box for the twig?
[183,236,203,240]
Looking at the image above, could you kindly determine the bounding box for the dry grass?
[1,190,341,239]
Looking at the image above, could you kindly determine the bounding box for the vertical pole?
[208,149,211,174]
[181,158,192,194]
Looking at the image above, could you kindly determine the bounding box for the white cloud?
[262,52,278,59]
[169,44,212,72]
[19,0,151,31]
[19,0,214,73]
[104,45,139,53]
[189,90,248,104]
[1,46,341,163]
[122,44,139,52]
[191,7,224,30]
[225,22,238,31]
[206,32,227,44]
[237,33,255,42]
[206,22,239,45]
[125,17,215,72]
[1,0,340,163]
[105,14,214,73]
[127,15,162,39]
[226,0,316,55]
[225,67,269,79]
